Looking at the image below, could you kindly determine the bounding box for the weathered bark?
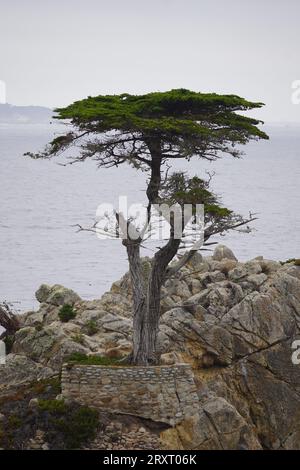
[145,237,181,362]
[145,140,162,206]
[123,239,148,364]
[126,139,162,364]
[0,303,20,340]
[127,139,182,365]
[127,235,181,365]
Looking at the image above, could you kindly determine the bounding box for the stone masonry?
[61,364,200,425]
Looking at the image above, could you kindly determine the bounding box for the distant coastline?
[0,103,53,124]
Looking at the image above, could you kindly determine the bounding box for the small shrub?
[44,377,62,395]
[38,399,67,414]
[58,304,76,323]
[32,377,61,395]
[37,399,99,449]
[55,406,99,449]
[72,333,85,345]
[85,320,98,336]
[8,415,22,429]
[4,335,14,354]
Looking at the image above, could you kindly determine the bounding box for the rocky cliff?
[1,246,300,450]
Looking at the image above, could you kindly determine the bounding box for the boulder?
[35,284,52,303]
[186,252,203,269]
[228,261,262,282]
[13,323,89,369]
[212,245,238,262]
[40,284,81,306]
[160,351,184,365]
[35,284,81,307]
[247,273,268,288]
[161,397,261,450]
[28,398,39,409]
[0,354,54,396]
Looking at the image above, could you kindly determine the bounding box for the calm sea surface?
[0,123,299,311]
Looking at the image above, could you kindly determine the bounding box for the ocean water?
[0,123,299,312]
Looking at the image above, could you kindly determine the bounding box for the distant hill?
[0,103,53,124]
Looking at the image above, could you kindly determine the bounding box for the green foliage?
[38,399,67,414]
[58,304,76,323]
[54,406,99,449]
[280,258,300,266]
[160,172,216,205]
[66,352,122,366]
[0,377,96,450]
[4,335,14,354]
[85,320,98,336]
[54,89,267,140]
[7,415,22,429]
[204,204,232,218]
[0,415,22,449]
[32,377,62,395]
[160,172,232,221]
[38,400,99,449]
[72,333,85,344]
[26,89,268,164]
[49,134,74,152]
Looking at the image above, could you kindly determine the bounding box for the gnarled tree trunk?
[144,237,181,363]
[124,240,148,364]
[127,236,181,365]
[126,139,183,365]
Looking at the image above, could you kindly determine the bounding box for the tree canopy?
[27,88,268,169]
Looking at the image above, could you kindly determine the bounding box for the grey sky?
[0,0,299,122]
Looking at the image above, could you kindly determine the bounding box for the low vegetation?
[0,376,99,449]
[71,333,85,344]
[280,258,300,266]
[37,400,99,449]
[84,320,99,336]
[66,352,123,366]
[58,304,77,322]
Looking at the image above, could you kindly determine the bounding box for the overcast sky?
[0,0,299,122]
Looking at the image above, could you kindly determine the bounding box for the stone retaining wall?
[61,363,199,425]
